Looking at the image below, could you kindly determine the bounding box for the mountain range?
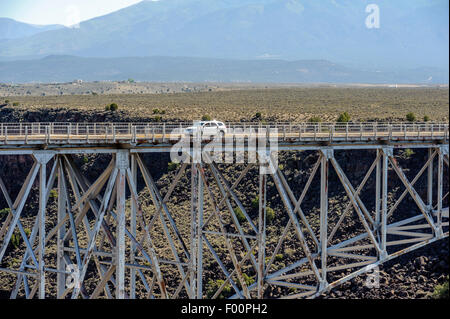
[0,55,447,84]
[0,17,63,40]
[0,0,448,83]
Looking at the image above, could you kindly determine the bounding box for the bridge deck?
[0,122,448,149]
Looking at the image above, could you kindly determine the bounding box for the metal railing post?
[360,123,363,140]
[163,123,166,143]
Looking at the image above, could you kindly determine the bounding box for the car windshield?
[192,121,225,127]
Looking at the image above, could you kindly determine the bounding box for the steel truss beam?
[0,144,448,299]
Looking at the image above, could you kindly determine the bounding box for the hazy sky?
[0,0,148,26]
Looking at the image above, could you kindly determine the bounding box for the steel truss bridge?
[0,122,448,299]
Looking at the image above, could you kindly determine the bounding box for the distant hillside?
[0,55,447,84]
[0,17,64,40]
[0,0,448,70]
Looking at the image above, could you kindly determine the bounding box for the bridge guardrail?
[0,122,448,143]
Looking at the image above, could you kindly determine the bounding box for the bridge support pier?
[436,145,449,237]
[257,158,267,299]
[115,150,129,299]
[129,154,137,299]
[380,147,391,259]
[56,157,66,298]
[34,152,55,299]
[319,149,331,290]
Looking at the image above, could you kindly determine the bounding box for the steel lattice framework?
[0,122,448,299]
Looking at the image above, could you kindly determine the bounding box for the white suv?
[184,120,227,138]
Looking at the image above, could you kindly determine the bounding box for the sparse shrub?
[275,253,284,262]
[7,258,21,269]
[11,231,21,249]
[83,155,89,164]
[202,115,212,121]
[251,196,259,209]
[24,228,31,238]
[168,162,180,172]
[153,115,162,122]
[423,115,430,122]
[109,103,118,111]
[152,108,165,115]
[337,112,351,123]
[233,207,246,223]
[285,247,295,258]
[240,273,255,287]
[0,208,11,219]
[255,112,262,120]
[432,277,449,299]
[12,102,19,106]
[49,189,58,199]
[308,116,322,123]
[4,100,9,104]
[406,112,416,122]
[105,103,119,111]
[206,279,232,299]
[288,287,297,293]
[266,207,275,224]
[403,148,415,158]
